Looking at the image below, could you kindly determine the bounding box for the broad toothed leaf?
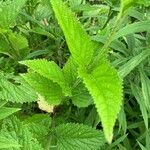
[0,73,37,103]
[0,116,44,150]
[20,59,71,96]
[79,61,123,143]
[21,72,62,105]
[23,114,52,145]
[53,123,105,150]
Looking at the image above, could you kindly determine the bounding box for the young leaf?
[79,61,123,143]
[53,123,105,150]
[21,72,62,105]
[20,59,71,96]
[51,0,99,68]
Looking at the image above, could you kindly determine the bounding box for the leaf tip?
[106,132,113,144]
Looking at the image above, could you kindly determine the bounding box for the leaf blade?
[79,61,123,143]
[51,0,98,67]
[54,123,105,150]
[20,59,71,96]
[21,72,62,105]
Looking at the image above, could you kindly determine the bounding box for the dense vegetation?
[0,0,150,149]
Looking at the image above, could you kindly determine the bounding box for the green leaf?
[0,107,20,120]
[0,0,27,28]
[140,70,150,112]
[8,32,29,59]
[0,37,11,57]
[0,101,7,108]
[118,49,150,78]
[20,59,71,96]
[29,27,56,40]
[118,107,127,133]
[79,61,123,143]
[136,0,150,7]
[84,107,99,127]
[107,134,128,150]
[0,134,21,149]
[131,83,148,129]
[51,0,99,67]
[0,73,37,103]
[8,33,28,50]
[63,58,93,107]
[21,72,62,105]
[24,114,51,134]
[121,0,134,13]
[146,132,150,149]
[63,57,78,85]
[138,141,147,150]
[53,123,105,150]
[0,32,29,60]
[114,21,150,39]
[23,114,52,145]
[0,116,44,150]
[72,82,93,107]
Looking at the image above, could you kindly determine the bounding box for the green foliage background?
[0,0,150,149]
